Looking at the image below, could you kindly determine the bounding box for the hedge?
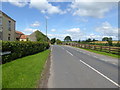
[2,41,50,64]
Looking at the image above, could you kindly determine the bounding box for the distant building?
[0,11,16,41]
[20,35,28,41]
[16,31,28,41]
[28,31,37,41]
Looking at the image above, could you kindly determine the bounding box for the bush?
[2,41,50,64]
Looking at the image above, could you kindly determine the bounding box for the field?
[90,41,119,44]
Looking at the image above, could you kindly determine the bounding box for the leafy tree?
[78,39,81,43]
[102,37,109,41]
[108,40,112,46]
[93,39,98,42]
[51,38,56,44]
[102,37,113,46]
[56,39,62,44]
[64,36,72,42]
[86,38,92,42]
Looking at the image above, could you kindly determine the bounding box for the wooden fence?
[63,43,120,55]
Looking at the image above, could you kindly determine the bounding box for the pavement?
[48,45,119,88]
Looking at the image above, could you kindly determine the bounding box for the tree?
[93,39,98,42]
[102,37,109,41]
[102,37,113,46]
[56,39,62,44]
[64,36,72,42]
[78,39,81,43]
[86,38,92,42]
[51,38,56,44]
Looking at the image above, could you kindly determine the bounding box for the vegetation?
[64,36,72,42]
[2,41,50,64]
[2,50,50,88]
[77,47,118,58]
[35,30,49,42]
[56,39,62,44]
[102,37,112,41]
[50,38,56,44]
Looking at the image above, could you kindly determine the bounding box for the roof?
[16,31,24,35]
[20,35,28,39]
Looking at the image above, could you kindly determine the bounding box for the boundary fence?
[63,43,120,55]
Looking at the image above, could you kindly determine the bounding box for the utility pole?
[46,17,48,42]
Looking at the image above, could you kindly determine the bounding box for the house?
[0,11,16,41]
[16,31,28,41]
[20,35,28,41]
[16,31,24,41]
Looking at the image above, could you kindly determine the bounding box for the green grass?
[2,49,50,88]
[73,46,119,58]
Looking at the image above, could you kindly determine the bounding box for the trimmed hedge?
[2,41,50,64]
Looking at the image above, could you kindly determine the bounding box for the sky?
[0,0,119,41]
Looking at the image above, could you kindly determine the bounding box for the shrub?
[2,41,50,64]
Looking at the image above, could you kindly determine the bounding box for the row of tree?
[50,36,117,46]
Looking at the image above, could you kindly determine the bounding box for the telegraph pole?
[46,17,48,42]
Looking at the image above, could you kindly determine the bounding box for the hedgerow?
[2,41,50,64]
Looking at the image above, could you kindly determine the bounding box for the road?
[48,45,119,88]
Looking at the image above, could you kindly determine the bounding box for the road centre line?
[66,50,73,56]
[79,59,120,87]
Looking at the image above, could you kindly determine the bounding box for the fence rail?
[64,43,120,55]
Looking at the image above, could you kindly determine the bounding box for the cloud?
[29,0,65,14]
[66,28,80,33]
[51,29,56,32]
[48,28,84,40]
[1,0,29,7]
[70,2,116,18]
[30,21,40,27]
[24,28,37,33]
[96,21,118,37]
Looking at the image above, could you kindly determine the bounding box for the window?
[8,20,11,31]
[8,34,10,40]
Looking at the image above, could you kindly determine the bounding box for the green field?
[2,50,50,88]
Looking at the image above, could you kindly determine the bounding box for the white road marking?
[112,62,117,65]
[94,56,98,58]
[66,50,73,56]
[79,60,120,87]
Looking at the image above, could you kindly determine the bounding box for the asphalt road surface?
[48,45,119,88]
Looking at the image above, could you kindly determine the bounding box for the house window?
[8,34,10,40]
[8,20,11,31]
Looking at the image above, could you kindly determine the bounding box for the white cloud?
[96,21,118,37]
[1,0,29,7]
[29,0,65,14]
[66,28,80,33]
[70,2,116,18]
[24,28,37,33]
[51,29,56,32]
[30,21,40,27]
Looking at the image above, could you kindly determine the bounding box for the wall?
[2,12,16,41]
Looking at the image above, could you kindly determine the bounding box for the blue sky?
[1,0,119,41]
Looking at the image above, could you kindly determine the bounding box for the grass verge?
[2,49,50,88]
[72,46,119,58]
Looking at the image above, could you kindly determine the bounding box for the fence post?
[100,46,102,51]
[109,46,111,53]
[94,46,96,50]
